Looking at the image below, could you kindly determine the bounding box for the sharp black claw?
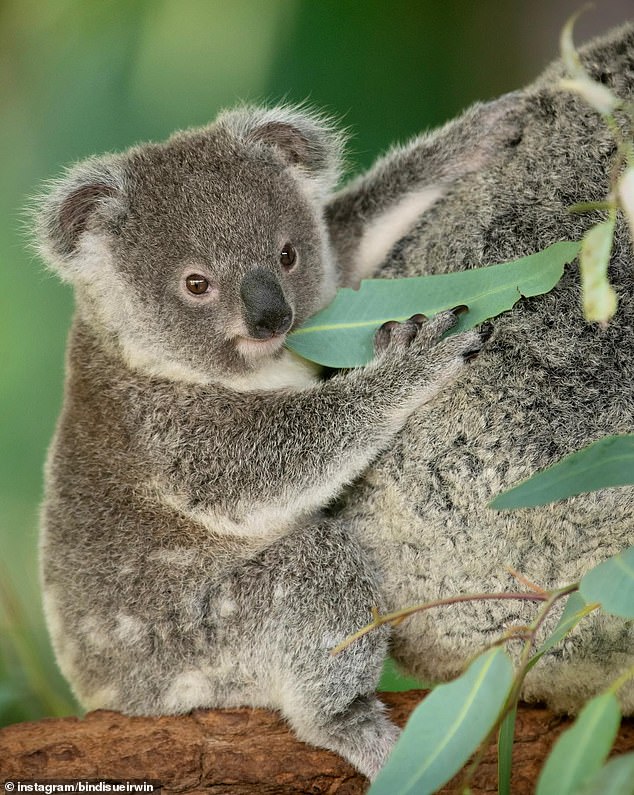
[409,313,427,325]
[479,322,494,343]
[452,305,469,316]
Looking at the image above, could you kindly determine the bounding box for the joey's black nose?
[253,311,293,339]
[240,268,294,339]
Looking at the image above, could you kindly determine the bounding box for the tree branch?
[1,694,633,794]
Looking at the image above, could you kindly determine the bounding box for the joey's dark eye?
[280,243,297,271]
[185,274,209,295]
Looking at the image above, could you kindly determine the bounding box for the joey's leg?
[248,518,399,779]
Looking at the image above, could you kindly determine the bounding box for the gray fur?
[38,26,634,779]
[328,23,634,713]
[36,104,488,777]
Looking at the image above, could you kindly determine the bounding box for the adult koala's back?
[330,24,634,712]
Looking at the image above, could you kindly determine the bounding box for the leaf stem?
[607,663,634,695]
[330,590,549,656]
[568,200,616,214]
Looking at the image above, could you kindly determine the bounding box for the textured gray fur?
[36,103,492,778]
[328,23,634,714]
[37,24,634,778]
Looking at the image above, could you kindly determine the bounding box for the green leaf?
[579,218,617,323]
[560,8,585,79]
[379,656,431,692]
[287,241,579,368]
[559,9,620,115]
[497,704,517,795]
[560,76,620,116]
[577,753,634,795]
[618,166,634,248]
[536,692,621,795]
[490,434,634,510]
[580,545,634,619]
[527,591,596,671]
[369,647,514,795]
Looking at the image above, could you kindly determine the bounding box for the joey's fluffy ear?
[219,105,345,194]
[33,155,125,279]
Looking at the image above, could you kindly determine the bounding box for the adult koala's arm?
[327,23,634,716]
[327,23,633,284]
[326,93,524,285]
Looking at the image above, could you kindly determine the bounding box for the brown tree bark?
[1,693,633,794]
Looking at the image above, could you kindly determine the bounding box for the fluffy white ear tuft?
[32,155,126,280]
[219,104,346,195]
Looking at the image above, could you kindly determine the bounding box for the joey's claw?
[463,324,493,362]
[479,321,494,343]
[464,348,482,362]
[452,305,469,316]
[420,309,459,339]
[408,313,427,325]
[374,316,423,354]
[374,320,400,354]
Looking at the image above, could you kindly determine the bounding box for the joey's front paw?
[374,306,468,355]
[374,314,426,354]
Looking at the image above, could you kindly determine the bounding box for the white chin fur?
[235,335,286,359]
[218,348,322,392]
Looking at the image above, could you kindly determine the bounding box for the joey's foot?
[287,693,400,781]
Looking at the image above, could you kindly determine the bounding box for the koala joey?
[35,104,512,778]
[328,23,634,715]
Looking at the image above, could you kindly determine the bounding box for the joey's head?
[34,106,344,383]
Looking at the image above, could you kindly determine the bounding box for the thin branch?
[568,200,616,214]
[608,662,634,695]
[505,566,548,595]
[331,590,549,656]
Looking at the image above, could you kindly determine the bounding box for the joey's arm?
[326,93,524,285]
[142,317,481,536]
[147,366,411,527]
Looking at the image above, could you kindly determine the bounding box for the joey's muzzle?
[240,267,293,339]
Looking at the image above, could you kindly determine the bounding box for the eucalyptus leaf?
[618,166,634,247]
[379,656,431,691]
[580,545,634,619]
[536,691,621,795]
[497,704,517,795]
[560,9,585,78]
[287,241,579,368]
[369,647,513,795]
[579,217,617,323]
[558,10,620,115]
[490,434,634,510]
[560,77,620,115]
[577,753,634,795]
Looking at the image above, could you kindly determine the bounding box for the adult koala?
[327,23,634,713]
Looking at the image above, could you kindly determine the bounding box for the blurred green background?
[1,0,631,726]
